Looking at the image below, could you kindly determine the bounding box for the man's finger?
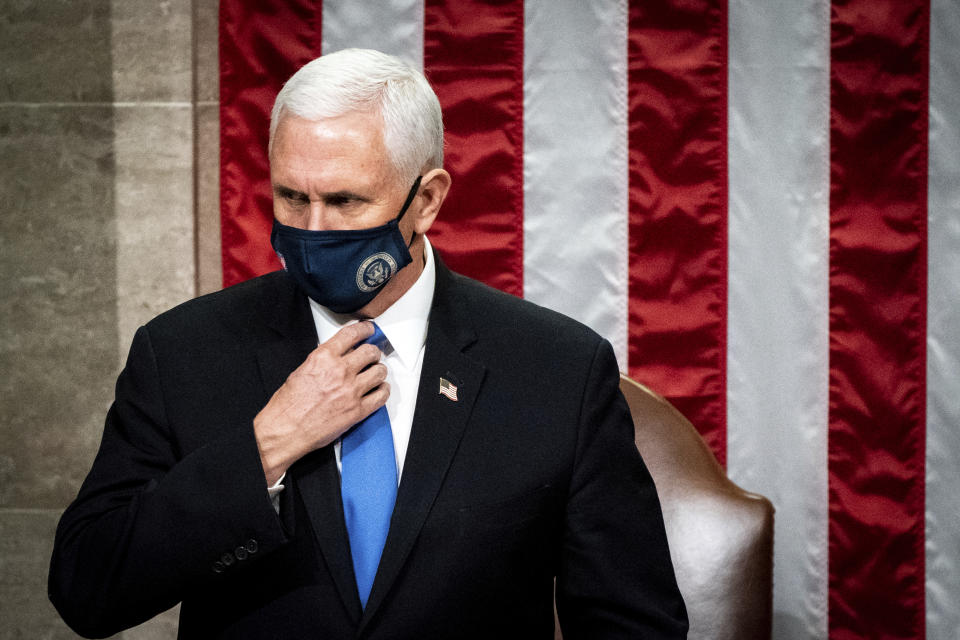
[344,343,383,372]
[358,381,390,417]
[356,362,388,396]
[324,321,376,355]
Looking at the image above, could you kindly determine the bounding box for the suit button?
[245,539,259,554]
[212,561,225,573]
[221,552,235,567]
[235,546,248,561]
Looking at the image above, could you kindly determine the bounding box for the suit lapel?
[359,257,487,632]
[292,448,363,623]
[252,275,364,623]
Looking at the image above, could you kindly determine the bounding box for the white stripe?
[322,0,424,70]
[726,1,830,638]
[927,1,960,637]
[522,0,629,367]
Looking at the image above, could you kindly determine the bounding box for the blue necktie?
[340,323,397,609]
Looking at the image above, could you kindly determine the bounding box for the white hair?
[269,48,444,182]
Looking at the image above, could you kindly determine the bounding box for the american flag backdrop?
[218,1,960,638]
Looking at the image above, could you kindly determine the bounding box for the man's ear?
[412,168,452,235]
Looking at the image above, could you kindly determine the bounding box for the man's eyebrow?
[273,184,307,198]
[322,190,372,203]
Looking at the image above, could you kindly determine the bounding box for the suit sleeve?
[48,325,289,638]
[555,339,689,639]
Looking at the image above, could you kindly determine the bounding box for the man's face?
[270,111,412,232]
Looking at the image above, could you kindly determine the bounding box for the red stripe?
[626,0,728,464]
[423,0,525,297]
[219,0,322,287]
[828,1,928,637]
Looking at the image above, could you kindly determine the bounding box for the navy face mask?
[271,176,422,313]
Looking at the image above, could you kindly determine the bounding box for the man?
[49,48,687,639]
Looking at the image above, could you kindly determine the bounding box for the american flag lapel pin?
[438,376,459,402]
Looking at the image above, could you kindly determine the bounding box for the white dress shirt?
[269,237,435,507]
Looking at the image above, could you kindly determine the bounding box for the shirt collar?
[309,236,435,369]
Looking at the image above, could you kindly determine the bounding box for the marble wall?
[0,1,220,637]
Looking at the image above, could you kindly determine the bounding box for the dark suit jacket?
[49,255,687,639]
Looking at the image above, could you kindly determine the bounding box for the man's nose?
[304,203,337,231]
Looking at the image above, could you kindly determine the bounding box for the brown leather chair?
[555,375,774,639]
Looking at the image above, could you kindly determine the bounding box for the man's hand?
[253,321,389,485]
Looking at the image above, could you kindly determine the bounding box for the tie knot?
[364,322,389,352]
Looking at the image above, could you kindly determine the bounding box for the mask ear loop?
[394,175,424,248]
